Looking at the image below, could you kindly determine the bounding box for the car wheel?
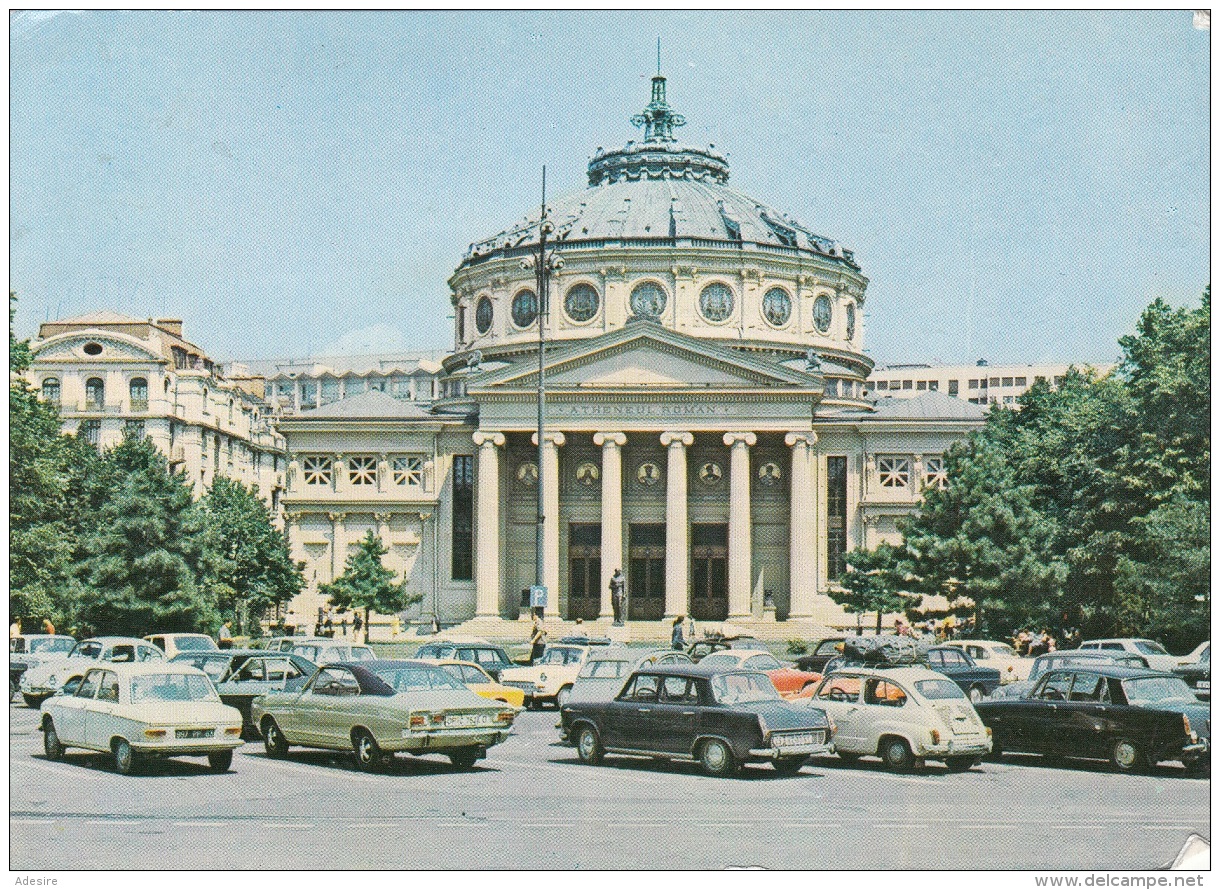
[945,756,978,773]
[207,750,233,772]
[772,756,807,775]
[352,730,382,772]
[447,748,480,770]
[576,726,603,765]
[968,685,985,704]
[10,678,18,701]
[699,738,739,777]
[1110,738,1147,773]
[262,718,289,758]
[43,721,65,760]
[525,697,539,711]
[113,738,137,775]
[556,685,573,708]
[22,693,44,709]
[880,737,915,772]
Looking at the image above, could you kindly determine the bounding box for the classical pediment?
[30,333,164,364]
[470,321,821,393]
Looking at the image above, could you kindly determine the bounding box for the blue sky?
[9,10,1209,366]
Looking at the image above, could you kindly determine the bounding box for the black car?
[687,635,768,663]
[412,641,514,680]
[171,649,318,735]
[975,665,1210,773]
[987,650,1149,701]
[559,663,835,776]
[1174,645,1210,701]
[925,647,1003,702]
[795,637,846,673]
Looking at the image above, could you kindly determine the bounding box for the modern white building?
[868,360,1116,406]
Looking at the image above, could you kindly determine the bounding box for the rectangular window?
[1001,376,1013,387]
[320,378,340,405]
[348,455,378,485]
[392,455,425,486]
[876,381,888,391]
[825,379,839,397]
[948,379,959,396]
[826,456,848,582]
[452,456,474,581]
[1014,376,1026,387]
[968,379,978,389]
[302,456,333,486]
[923,455,947,489]
[877,456,911,488]
[123,419,145,440]
[79,420,101,447]
[300,382,317,410]
[902,380,912,390]
[928,380,939,391]
[990,377,1000,387]
[916,380,927,391]
[1035,376,1046,385]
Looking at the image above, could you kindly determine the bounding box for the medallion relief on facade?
[635,461,662,486]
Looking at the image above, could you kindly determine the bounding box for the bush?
[786,638,808,655]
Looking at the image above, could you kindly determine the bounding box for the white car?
[1078,638,1179,673]
[810,666,993,772]
[40,662,244,774]
[10,634,76,699]
[20,636,165,707]
[942,640,1032,683]
[1178,641,1210,667]
[290,639,377,666]
[500,643,619,708]
[143,633,218,659]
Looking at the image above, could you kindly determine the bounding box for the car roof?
[427,659,491,673]
[587,647,675,662]
[429,635,492,645]
[1033,664,1173,680]
[946,640,1009,648]
[699,649,774,662]
[82,661,210,677]
[144,632,213,639]
[629,663,764,679]
[81,636,156,646]
[821,665,951,681]
[420,640,502,650]
[1082,638,1157,645]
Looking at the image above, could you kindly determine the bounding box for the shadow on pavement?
[546,753,827,780]
[252,749,500,776]
[31,752,230,777]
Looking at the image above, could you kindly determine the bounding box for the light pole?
[520,168,563,617]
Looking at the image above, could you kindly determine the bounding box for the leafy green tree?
[200,477,303,633]
[830,543,910,634]
[320,531,420,642]
[73,436,220,636]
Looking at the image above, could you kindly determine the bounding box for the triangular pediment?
[470,322,822,392]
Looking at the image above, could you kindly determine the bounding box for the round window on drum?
[762,287,792,327]
[564,283,600,323]
[813,294,833,333]
[475,296,493,335]
[511,289,539,328]
[629,281,667,319]
[698,282,735,323]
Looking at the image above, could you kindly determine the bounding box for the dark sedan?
[1175,646,1210,701]
[171,649,317,734]
[794,637,846,674]
[559,664,835,776]
[926,647,1002,702]
[975,665,1210,774]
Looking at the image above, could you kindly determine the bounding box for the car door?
[604,674,658,748]
[651,675,699,753]
[85,670,121,750]
[55,668,102,746]
[813,675,865,752]
[283,668,339,745]
[1056,671,1117,759]
[322,668,365,748]
[1023,670,1075,753]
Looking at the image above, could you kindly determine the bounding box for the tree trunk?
[876,610,883,635]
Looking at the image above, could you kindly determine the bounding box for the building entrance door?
[568,523,601,621]
[628,524,665,621]
[691,524,728,621]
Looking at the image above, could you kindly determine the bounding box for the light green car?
[250,659,518,771]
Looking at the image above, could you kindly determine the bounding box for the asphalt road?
[8,700,1209,870]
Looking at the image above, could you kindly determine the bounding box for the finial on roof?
[630,44,685,143]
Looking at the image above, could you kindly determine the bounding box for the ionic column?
[284,511,303,566]
[328,512,348,583]
[472,431,505,617]
[785,432,818,618]
[532,431,566,617]
[724,432,757,619]
[660,431,694,618]
[593,432,627,619]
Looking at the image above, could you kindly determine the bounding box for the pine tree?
[320,532,421,642]
[829,543,910,634]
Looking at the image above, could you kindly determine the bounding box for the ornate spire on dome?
[630,44,686,143]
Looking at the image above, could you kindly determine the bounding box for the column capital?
[593,431,627,448]
[530,431,566,447]
[472,430,506,448]
[723,431,758,448]
[417,510,433,522]
[784,431,818,448]
[660,430,694,448]
[373,512,392,524]
[284,511,302,523]
[328,511,347,523]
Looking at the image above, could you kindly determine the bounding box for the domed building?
[275,72,984,636]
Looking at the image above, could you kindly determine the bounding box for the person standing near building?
[529,613,547,664]
[671,616,685,651]
[10,617,21,641]
[218,621,233,650]
[353,611,364,643]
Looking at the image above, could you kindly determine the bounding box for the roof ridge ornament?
[629,62,686,144]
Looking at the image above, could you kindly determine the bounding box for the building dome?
[447,72,872,405]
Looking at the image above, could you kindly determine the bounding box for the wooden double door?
[690,523,729,621]
[568,523,602,621]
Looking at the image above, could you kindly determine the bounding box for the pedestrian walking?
[353,611,364,642]
[671,616,686,651]
[218,621,233,650]
[529,613,547,664]
[340,615,348,638]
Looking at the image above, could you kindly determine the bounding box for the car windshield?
[988,643,1018,657]
[540,647,582,665]
[1122,676,1197,706]
[914,679,968,700]
[699,653,742,669]
[710,672,779,705]
[349,646,376,661]
[129,673,219,702]
[175,636,216,651]
[71,641,102,659]
[198,658,234,681]
[29,638,74,654]
[372,665,466,692]
[578,659,627,679]
[1134,640,1169,656]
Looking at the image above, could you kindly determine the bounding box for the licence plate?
[444,714,490,728]
[775,732,815,748]
[175,728,214,739]
[1198,681,1210,691]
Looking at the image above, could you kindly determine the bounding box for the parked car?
[1174,646,1210,701]
[172,649,318,735]
[426,659,527,708]
[560,663,835,776]
[290,639,377,666]
[10,634,76,700]
[568,647,694,706]
[986,650,1149,701]
[40,662,244,774]
[412,639,514,680]
[696,650,821,698]
[20,637,165,708]
[143,633,218,659]
[810,666,993,772]
[1178,641,1210,667]
[925,647,1002,702]
[941,640,1031,683]
[975,665,1210,773]
[687,635,768,663]
[251,659,518,771]
[1078,638,1179,673]
[500,642,621,708]
[794,637,846,673]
